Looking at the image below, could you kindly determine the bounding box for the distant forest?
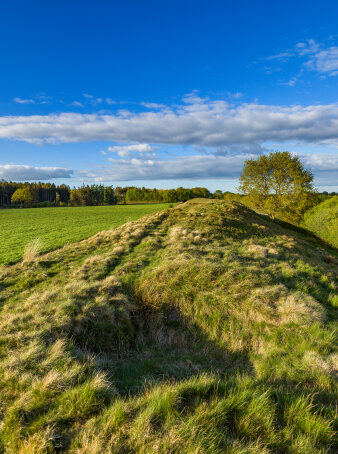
[0,181,213,208]
[1,180,336,209]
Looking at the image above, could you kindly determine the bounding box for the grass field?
[0,204,171,264]
[0,199,337,452]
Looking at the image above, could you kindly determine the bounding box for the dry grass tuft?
[247,244,279,258]
[18,425,56,453]
[169,226,187,241]
[276,292,326,324]
[248,286,326,325]
[23,238,43,262]
[302,351,332,373]
[112,246,124,255]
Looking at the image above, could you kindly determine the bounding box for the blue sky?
[0,0,337,191]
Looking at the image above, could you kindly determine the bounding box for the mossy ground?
[0,199,337,453]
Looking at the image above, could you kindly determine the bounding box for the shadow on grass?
[70,289,254,396]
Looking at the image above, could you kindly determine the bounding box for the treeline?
[0,181,70,207]
[2,179,335,211]
[0,180,212,208]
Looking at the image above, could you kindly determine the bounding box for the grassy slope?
[302,196,338,249]
[0,204,171,264]
[0,199,337,453]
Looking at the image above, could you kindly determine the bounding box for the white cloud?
[304,46,338,76]
[232,92,243,99]
[266,39,338,79]
[300,152,338,171]
[78,151,338,188]
[82,154,250,181]
[70,101,84,107]
[0,165,73,181]
[282,77,298,87]
[1,98,338,150]
[82,93,103,106]
[295,39,321,56]
[140,102,166,109]
[13,94,52,105]
[13,97,35,104]
[107,143,153,157]
[105,98,117,105]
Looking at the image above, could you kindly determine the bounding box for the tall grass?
[23,238,43,262]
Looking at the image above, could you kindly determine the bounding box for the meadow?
[0,204,171,264]
[0,199,336,453]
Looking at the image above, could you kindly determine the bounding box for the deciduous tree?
[239,151,314,223]
[11,187,33,208]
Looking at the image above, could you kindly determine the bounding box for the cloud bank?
[0,165,73,181]
[0,97,338,151]
[76,152,338,187]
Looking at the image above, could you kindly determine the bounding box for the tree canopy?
[239,151,315,223]
[11,188,33,208]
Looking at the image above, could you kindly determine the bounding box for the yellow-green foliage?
[0,200,337,453]
[302,195,338,248]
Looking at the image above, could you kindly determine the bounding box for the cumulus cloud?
[1,98,338,150]
[0,165,73,181]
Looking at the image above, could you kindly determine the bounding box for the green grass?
[0,204,171,264]
[302,195,338,248]
[0,199,336,453]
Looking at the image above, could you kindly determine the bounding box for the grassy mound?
[0,199,337,453]
[302,196,338,248]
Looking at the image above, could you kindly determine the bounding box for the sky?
[0,0,337,192]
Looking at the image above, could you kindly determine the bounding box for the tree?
[104,186,115,205]
[11,187,33,208]
[238,151,315,223]
[213,190,223,199]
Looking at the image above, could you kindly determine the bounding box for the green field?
[0,204,171,264]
